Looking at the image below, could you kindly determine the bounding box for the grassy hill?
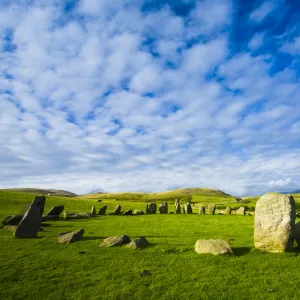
[1,188,77,197]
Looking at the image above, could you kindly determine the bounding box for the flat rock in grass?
[20,203,31,214]
[100,235,131,247]
[254,192,296,252]
[74,212,92,219]
[124,210,133,216]
[46,205,64,216]
[41,215,60,222]
[236,207,245,215]
[14,196,43,238]
[91,206,96,216]
[294,221,300,247]
[133,210,144,215]
[98,205,107,215]
[208,204,216,215]
[126,237,149,249]
[62,211,76,219]
[199,205,205,215]
[195,239,233,255]
[57,228,84,244]
[2,215,24,226]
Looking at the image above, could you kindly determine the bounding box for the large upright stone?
[36,196,46,217]
[175,199,181,214]
[159,202,168,214]
[208,204,216,215]
[46,205,64,216]
[148,203,157,214]
[295,221,300,247]
[199,205,205,215]
[98,205,107,215]
[112,205,121,215]
[91,206,96,216]
[224,206,232,215]
[14,197,43,238]
[236,207,245,215]
[254,193,296,252]
[184,202,192,214]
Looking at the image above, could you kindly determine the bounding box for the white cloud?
[280,36,300,55]
[267,178,292,187]
[249,1,275,23]
[248,32,265,50]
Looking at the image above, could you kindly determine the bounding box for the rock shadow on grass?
[231,247,252,256]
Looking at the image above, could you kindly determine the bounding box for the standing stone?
[295,221,300,247]
[14,197,43,238]
[254,192,296,252]
[57,228,84,244]
[184,202,192,214]
[146,204,150,214]
[36,196,46,218]
[91,206,96,216]
[46,205,64,216]
[199,205,205,215]
[236,207,245,215]
[208,204,216,215]
[175,199,181,214]
[148,203,157,214]
[159,202,168,214]
[98,205,108,215]
[224,206,232,215]
[112,205,122,215]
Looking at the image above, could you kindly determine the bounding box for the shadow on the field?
[232,247,252,256]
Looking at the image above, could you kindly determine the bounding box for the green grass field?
[1,190,300,300]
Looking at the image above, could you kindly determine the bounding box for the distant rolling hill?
[81,187,232,202]
[1,188,77,197]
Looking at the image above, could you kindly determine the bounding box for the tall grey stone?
[199,205,205,215]
[184,202,192,214]
[46,205,64,216]
[14,197,43,238]
[208,204,216,215]
[295,221,300,247]
[112,205,121,215]
[175,199,181,214]
[91,206,96,216]
[254,192,296,252]
[159,202,168,214]
[148,203,157,214]
[98,205,107,215]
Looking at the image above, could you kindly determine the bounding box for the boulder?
[2,215,24,226]
[175,199,181,214]
[254,192,296,252]
[57,228,84,244]
[184,202,192,214]
[126,237,149,249]
[236,207,245,215]
[124,210,133,216]
[112,205,122,215]
[20,203,31,214]
[100,235,130,247]
[295,221,300,247]
[74,212,92,219]
[133,210,144,215]
[14,197,43,238]
[224,206,232,215]
[208,204,216,215]
[159,202,168,214]
[195,239,233,255]
[98,205,108,215]
[91,206,96,216]
[148,203,157,214]
[46,205,64,216]
[199,205,205,215]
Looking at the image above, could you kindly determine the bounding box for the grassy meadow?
[0,190,300,300]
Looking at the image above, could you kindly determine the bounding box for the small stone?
[236,207,245,215]
[133,210,144,215]
[91,206,96,216]
[57,228,84,244]
[46,205,64,216]
[124,210,133,215]
[126,237,149,249]
[100,235,130,247]
[3,225,17,232]
[224,206,232,215]
[140,270,151,277]
[62,211,77,219]
[98,205,108,215]
[74,212,92,219]
[195,239,233,255]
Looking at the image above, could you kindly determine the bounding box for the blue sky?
[0,0,300,196]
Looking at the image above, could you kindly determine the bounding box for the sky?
[0,0,300,196]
